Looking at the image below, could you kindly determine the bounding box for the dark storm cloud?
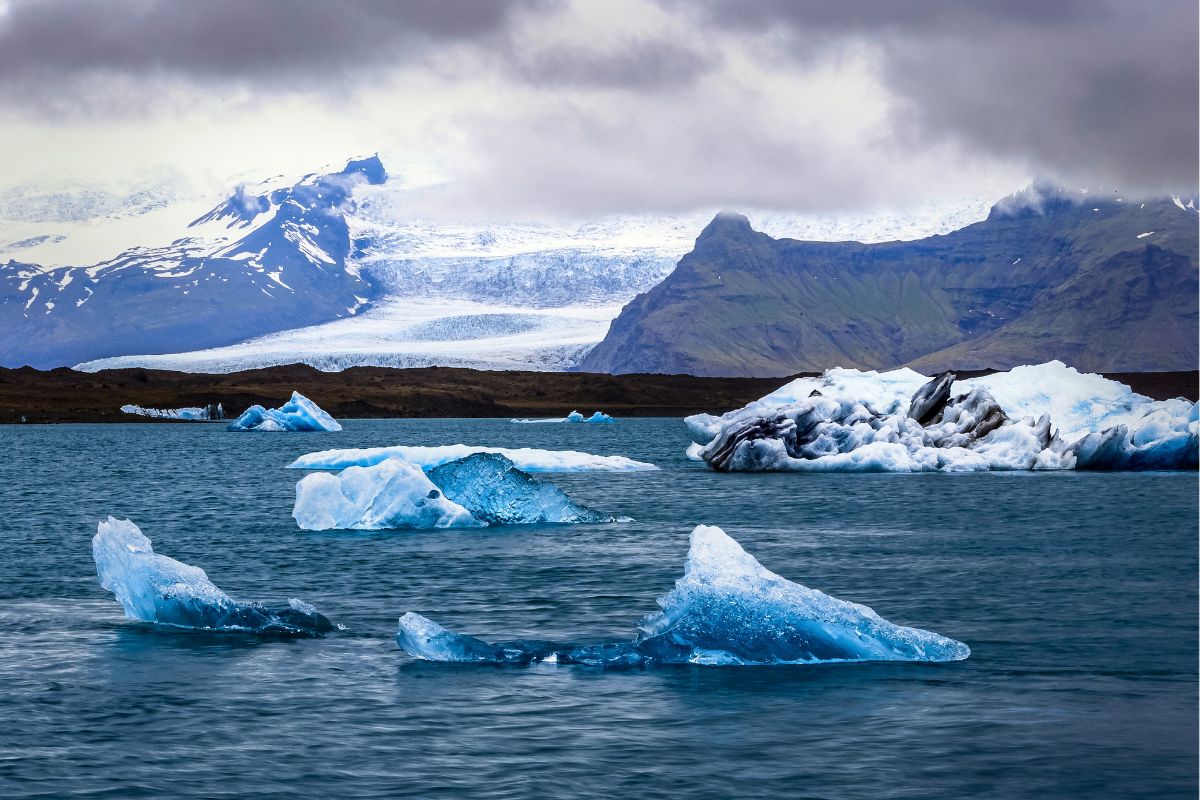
[0,0,548,113]
[678,0,1199,189]
[507,38,719,89]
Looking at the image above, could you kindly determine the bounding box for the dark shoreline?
[0,364,1194,424]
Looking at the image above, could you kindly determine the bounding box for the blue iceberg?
[288,444,656,473]
[92,517,333,636]
[228,391,341,432]
[396,524,969,666]
[293,458,481,531]
[426,453,623,524]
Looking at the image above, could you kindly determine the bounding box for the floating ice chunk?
[288,444,656,472]
[689,362,1197,472]
[512,410,615,424]
[228,391,341,432]
[121,403,224,421]
[292,459,481,531]
[395,524,969,667]
[426,452,623,524]
[92,517,333,636]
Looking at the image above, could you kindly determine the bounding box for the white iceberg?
[121,403,224,421]
[288,444,656,472]
[228,391,341,432]
[292,459,481,531]
[396,524,969,666]
[511,410,615,424]
[92,517,332,636]
[687,362,1197,472]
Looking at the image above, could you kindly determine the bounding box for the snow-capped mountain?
[1,155,996,372]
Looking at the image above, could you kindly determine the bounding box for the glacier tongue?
[395,524,969,667]
[92,517,332,636]
[687,361,1198,472]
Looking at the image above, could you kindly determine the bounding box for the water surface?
[0,419,1195,798]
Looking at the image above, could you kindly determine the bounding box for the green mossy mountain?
[579,187,1198,376]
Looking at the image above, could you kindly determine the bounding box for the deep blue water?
[0,418,1196,799]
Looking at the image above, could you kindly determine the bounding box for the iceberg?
[686,362,1198,472]
[396,524,969,667]
[293,453,624,530]
[227,391,341,432]
[121,403,224,421]
[512,410,614,424]
[293,458,481,531]
[288,444,656,472]
[426,453,623,524]
[92,517,333,636]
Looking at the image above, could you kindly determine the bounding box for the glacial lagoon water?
[0,418,1195,798]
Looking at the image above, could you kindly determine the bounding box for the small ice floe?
[287,444,656,472]
[121,403,224,421]
[395,524,969,667]
[1136,231,1155,239]
[512,410,615,424]
[92,517,333,636]
[292,452,625,530]
[227,391,341,432]
[685,361,1197,472]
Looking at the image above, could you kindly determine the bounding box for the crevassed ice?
[287,444,656,472]
[395,524,969,667]
[293,459,481,531]
[92,517,332,636]
[228,391,341,432]
[686,361,1198,472]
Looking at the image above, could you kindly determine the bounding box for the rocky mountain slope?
[580,186,1199,376]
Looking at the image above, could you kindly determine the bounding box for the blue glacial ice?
[293,458,481,531]
[686,361,1198,472]
[287,444,656,472]
[396,524,969,667]
[92,517,333,636]
[228,391,341,432]
[426,453,623,524]
[512,410,615,424]
[293,453,624,530]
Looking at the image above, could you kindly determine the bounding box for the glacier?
[425,453,622,524]
[512,410,614,424]
[228,391,341,432]
[293,453,623,530]
[686,362,1198,472]
[293,459,481,531]
[121,403,223,421]
[92,517,333,636]
[287,444,656,472]
[395,524,969,667]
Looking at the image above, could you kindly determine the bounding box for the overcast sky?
[0,0,1195,218]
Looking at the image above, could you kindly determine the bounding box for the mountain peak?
[340,154,387,186]
[698,210,754,239]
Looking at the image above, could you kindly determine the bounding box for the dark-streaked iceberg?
[121,403,224,421]
[92,517,333,636]
[287,444,655,472]
[292,453,623,530]
[228,391,341,432]
[426,453,622,525]
[686,362,1197,472]
[396,524,969,667]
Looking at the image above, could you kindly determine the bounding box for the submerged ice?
[686,362,1197,472]
[288,444,655,472]
[228,391,341,432]
[293,453,622,530]
[92,517,333,636]
[395,524,969,667]
[426,453,621,524]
